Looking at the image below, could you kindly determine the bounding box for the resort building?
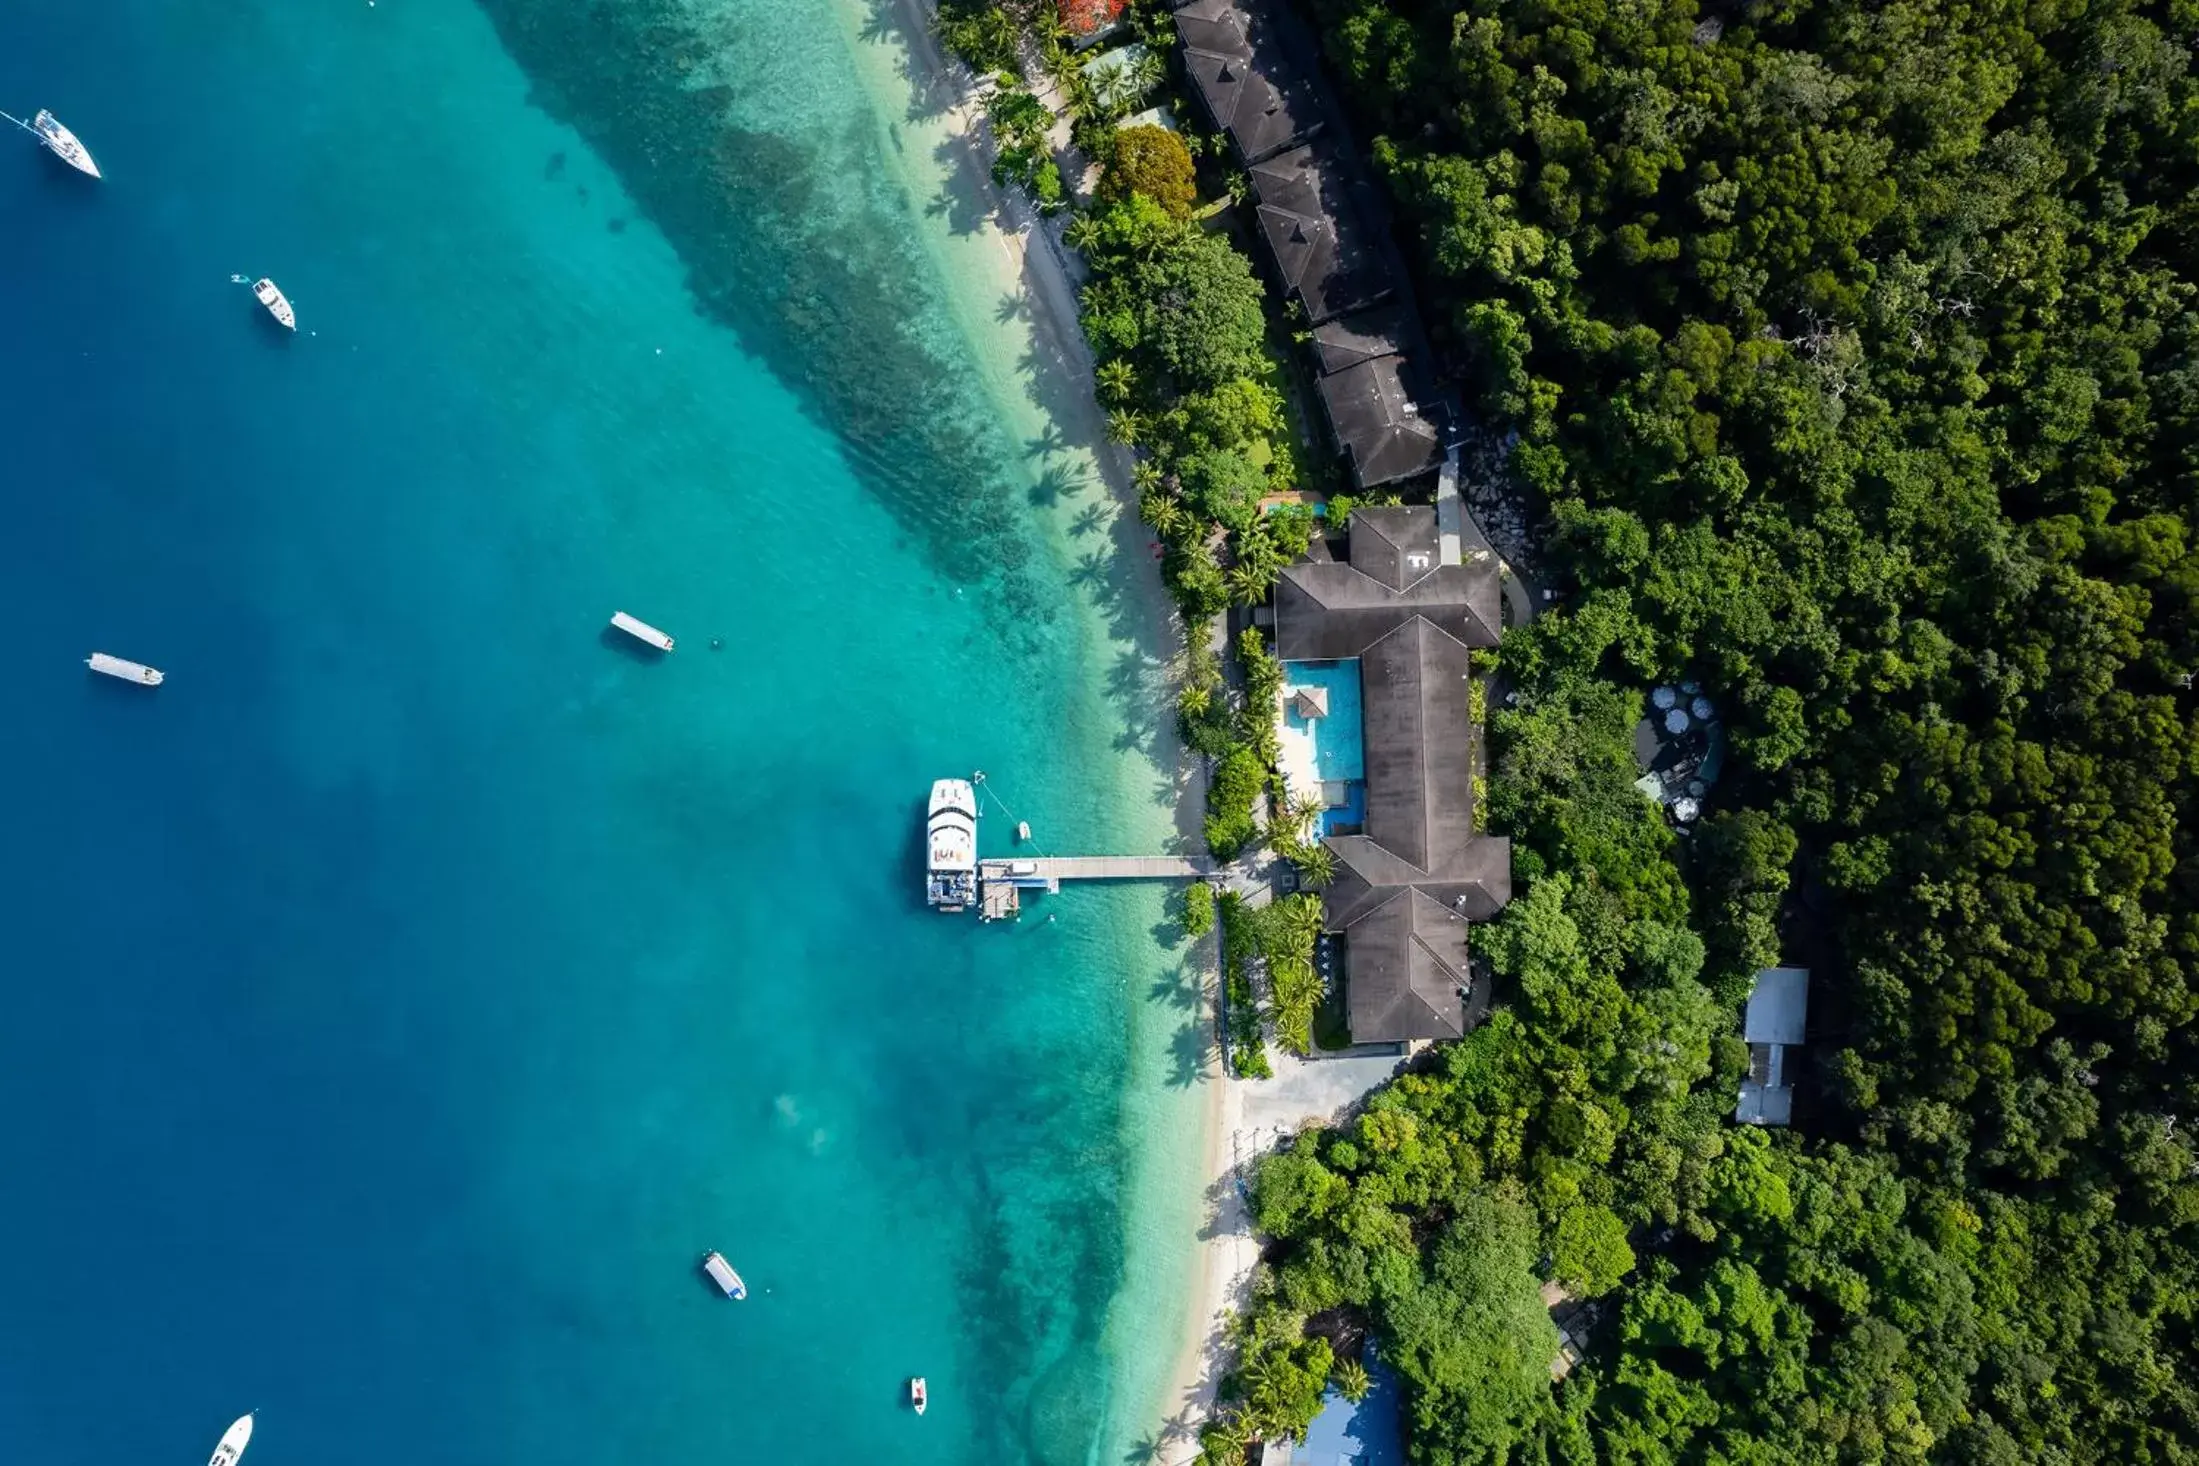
[1174,0,1323,164]
[1249,143,1393,325]
[1273,506,1511,1043]
[1170,0,1450,491]
[1737,966,1811,1126]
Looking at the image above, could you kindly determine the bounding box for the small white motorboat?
[909,1377,928,1416]
[2,109,101,177]
[86,652,163,686]
[700,1251,747,1299]
[252,277,296,331]
[207,1413,253,1466]
[610,611,674,652]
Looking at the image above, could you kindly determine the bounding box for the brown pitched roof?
[1276,507,1512,1042]
[1249,145,1393,324]
[1315,353,1444,488]
[1176,1,1322,163]
[1312,304,1414,376]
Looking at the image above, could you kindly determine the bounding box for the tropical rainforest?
[1203,0,2199,1462]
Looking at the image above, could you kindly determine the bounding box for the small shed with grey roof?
[1316,354,1444,489]
[1737,967,1810,1127]
[1175,0,1323,163]
[1275,506,1511,1043]
[1249,144,1394,324]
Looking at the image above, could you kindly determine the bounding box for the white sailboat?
[252,278,296,331]
[1,109,101,177]
[207,1414,253,1466]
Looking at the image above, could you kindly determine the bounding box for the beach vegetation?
[1094,357,1137,403]
[937,0,1022,73]
[1181,880,1216,940]
[984,79,1063,213]
[1104,407,1147,447]
[1218,892,1273,1079]
[1100,124,1198,219]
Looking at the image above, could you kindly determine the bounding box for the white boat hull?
[926,778,977,910]
[86,652,163,686]
[30,110,99,178]
[208,1414,252,1466]
[252,278,296,331]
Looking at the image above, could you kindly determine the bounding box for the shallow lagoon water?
[0,3,1206,1463]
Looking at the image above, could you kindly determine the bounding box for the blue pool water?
[1296,1351,1406,1466]
[1283,659,1366,781]
[0,3,1205,1465]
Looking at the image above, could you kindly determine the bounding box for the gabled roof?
[1277,507,1513,1043]
[1272,512,1500,661]
[1312,304,1414,377]
[1340,888,1477,1041]
[1172,0,1251,55]
[1249,145,1393,324]
[1315,353,1444,488]
[1743,967,1810,1046]
[1176,2,1322,163]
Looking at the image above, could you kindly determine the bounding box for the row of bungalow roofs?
[1171,0,1449,489]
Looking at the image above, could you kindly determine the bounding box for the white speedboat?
[909,1377,928,1416]
[252,278,296,331]
[86,652,163,686]
[700,1250,747,1299]
[18,109,100,177]
[207,1414,253,1466]
[926,778,977,911]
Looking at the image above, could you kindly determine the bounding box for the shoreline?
[823,1,1239,1460]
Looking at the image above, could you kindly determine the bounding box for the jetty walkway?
[976,854,1216,921]
[983,856,1214,881]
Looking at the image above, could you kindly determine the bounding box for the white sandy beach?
[821,2,1260,1461]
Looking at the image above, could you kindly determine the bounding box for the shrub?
[1139,230,1269,388]
[1206,746,1265,859]
[1101,125,1198,218]
[1182,881,1216,939]
[1180,448,1265,534]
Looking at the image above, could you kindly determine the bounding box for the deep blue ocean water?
[0,4,1206,1463]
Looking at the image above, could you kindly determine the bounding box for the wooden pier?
[975,855,1216,921]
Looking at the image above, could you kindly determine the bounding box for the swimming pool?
[1281,659,1365,780]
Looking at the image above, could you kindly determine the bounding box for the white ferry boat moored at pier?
[252,278,296,331]
[926,778,978,912]
[207,1413,253,1466]
[86,652,163,686]
[1,109,101,177]
[609,611,674,652]
[700,1251,747,1299]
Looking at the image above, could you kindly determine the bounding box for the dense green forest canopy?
[1209,0,2199,1461]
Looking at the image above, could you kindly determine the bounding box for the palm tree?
[1280,891,1328,945]
[1142,491,1185,537]
[1235,532,1286,583]
[1128,50,1167,98]
[1107,408,1148,447]
[1226,562,1273,607]
[1062,211,1103,254]
[1199,1413,1253,1466]
[1295,841,1337,890]
[1333,1358,1372,1404]
[1132,458,1165,495]
[1096,357,1138,403]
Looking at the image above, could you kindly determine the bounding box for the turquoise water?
[0,3,1207,1464]
[1283,661,1366,780]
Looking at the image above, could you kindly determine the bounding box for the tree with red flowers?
[1058,0,1125,38]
